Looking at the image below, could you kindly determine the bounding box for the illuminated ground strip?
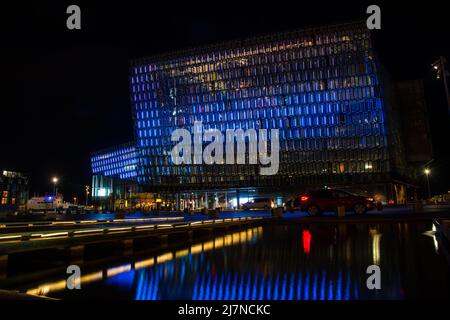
[0,216,184,230]
[0,217,262,242]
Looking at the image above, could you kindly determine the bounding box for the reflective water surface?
[24,222,450,299]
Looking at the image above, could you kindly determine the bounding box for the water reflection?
[24,222,450,300]
[26,227,263,297]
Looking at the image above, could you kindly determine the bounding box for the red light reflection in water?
[302,229,312,254]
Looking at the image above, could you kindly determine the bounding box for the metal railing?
[0,217,265,243]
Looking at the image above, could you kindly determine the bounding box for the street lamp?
[52,177,58,196]
[85,185,90,206]
[424,169,431,199]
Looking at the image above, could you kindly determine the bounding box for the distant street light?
[52,177,58,196]
[85,185,90,206]
[424,169,431,199]
[431,56,450,116]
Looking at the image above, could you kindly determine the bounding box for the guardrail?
[0,216,185,230]
[0,217,265,244]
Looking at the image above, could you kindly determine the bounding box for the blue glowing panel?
[91,142,138,180]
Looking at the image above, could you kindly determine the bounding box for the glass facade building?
[91,142,138,199]
[92,22,415,205]
[91,142,138,180]
[131,23,395,189]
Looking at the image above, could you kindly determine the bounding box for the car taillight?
[300,196,309,202]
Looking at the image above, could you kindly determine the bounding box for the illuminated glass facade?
[91,142,138,180]
[91,142,139,200]
[130,22,391,191]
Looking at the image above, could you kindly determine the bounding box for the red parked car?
[295,189,375,216]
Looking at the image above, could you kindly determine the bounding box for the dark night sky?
[1,1,449,199]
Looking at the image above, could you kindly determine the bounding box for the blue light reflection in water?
[25,223,450,300]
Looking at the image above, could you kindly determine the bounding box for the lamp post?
[432,56,450,116]
[85,185,90,206]
[52,177,58,196]
[424,169,431,200]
